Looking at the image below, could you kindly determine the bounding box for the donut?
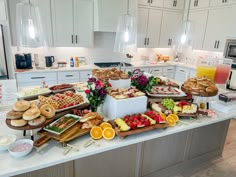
[23,108,41,120]
[40,104,56,119]
[28,115,46,126]
[11,119,27,127]
[6,111,23,119]
[12,100,30,112]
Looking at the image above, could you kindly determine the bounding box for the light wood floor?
[174,119,236,177]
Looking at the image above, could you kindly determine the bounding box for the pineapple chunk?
[115,118,130,131]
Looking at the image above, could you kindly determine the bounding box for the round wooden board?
[181,85,218,97]
[5,118,54,131]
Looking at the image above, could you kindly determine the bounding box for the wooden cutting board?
[109,120,169,138]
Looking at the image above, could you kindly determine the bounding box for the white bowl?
[8,139,34,158]
[0,135,17,151]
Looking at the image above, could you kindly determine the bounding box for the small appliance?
[224,39,236,62]
[15,53,33,69]
[226,64,236,91]
[94,62,132,68]
[45,56,55,67]
[0,24,9,79]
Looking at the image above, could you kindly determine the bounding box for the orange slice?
[166,116,176,127]
[168,114,179,122]
[100,122,112,130]
[160,113,167,121]
[102,127,115,140]
[90,126,103,140]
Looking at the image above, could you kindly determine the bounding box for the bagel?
[40,104,56,119]
[6,111,23,119]
[12,100,30,112]
[10,119,27,127]
[28,115,46,126]
[23,108,41,120]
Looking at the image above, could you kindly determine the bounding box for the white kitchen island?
[0,107,234,177]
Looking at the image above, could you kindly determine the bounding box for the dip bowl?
[8,139,33,158]
[0,135,17,151]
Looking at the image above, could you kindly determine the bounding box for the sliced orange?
[102,127,115,140]
[90,126,103,140]
[166,116,176,127]
[160,113,167,121]
[100,122,112,130]
[168,114,179,122]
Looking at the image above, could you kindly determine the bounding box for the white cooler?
[103,95,148,119]
[109,79,131,89]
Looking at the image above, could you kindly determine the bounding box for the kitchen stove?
[94,62,132,68]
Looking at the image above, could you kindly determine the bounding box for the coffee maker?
[15,53,33,69]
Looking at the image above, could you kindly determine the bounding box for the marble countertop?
[14,62,196,74]
[0,107,234,177]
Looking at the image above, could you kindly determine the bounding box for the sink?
[94,62,132,68]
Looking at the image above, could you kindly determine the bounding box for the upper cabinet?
[190,0,210,9]
[203,7,232,52]
[188,10,208,49]
[163,0,186,10]
[137,8,162,48]
[0,0,7,21]
[210,0,234,7]
[159,11,183,47]
[94,0,136,32]
[138,0,164,8]
[51,0,93,47]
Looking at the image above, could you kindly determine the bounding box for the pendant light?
[180,0,191,44]
[16,0,46,50]
[114,0,137,54]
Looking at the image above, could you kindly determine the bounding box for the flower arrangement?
[128,69,157,92]
[85,77,111,111]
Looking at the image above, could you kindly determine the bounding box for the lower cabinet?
[74,144,138,177]
[141,131,189,177]
[14,162,74,177]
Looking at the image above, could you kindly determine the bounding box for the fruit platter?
[109,111,177,138]
[38,91,85,112]
[151,98,198,118]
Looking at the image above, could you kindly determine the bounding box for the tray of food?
[92,68,129,80]
[16,88,51,99]
[147,86,186,97]
[154,76,179,88]
[38,91,85,112]
[49,84,75,93]
[43,114,81,135]
[108,88,145,99]
[151,98,198,118]
[181,77,218,97]
[109,113,169,138]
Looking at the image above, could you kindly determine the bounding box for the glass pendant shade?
[114,14,137,54]
[16,2,46,50]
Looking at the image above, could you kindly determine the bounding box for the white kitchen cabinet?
[94,0,136,32]
[159,11,183,48]
[174,66,189,84]
[162,72,175,79]
[58,71,80,82]
[210,0,234,7]
[51,0,93,47]
[190,0,210,9]
[203,7,232,52]
[189,68,196,78]
[138,7,162,48]
[188,10,208,49]
[0,0,7,21]
[138,0,164,7]
[150,67,163,76]
[8,0,53,46]
[163,0,185,10]
[79,70,91,82]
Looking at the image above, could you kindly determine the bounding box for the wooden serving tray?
[181,85,218,97]
[5,103,90,131]
[109,120,169,138]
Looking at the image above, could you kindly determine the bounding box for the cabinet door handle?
[214,40,217,48]
[170,39,172,45]
[217,41,220,49]
[167,69,173,71]
[147,38,149,45]
[65,75,73,77]
[76,35,78,44]
[222,0,224,3]
[175,0,177,7]
[225,0,227,2]
[173,0,175,6]
[71,35,74,44]
[179,70,185,72]
[144,38,147,45]
[31,77,45,79]
[194,0,196,6]
[196,0,198,6]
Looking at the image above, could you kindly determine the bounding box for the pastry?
[23,108,41,120]
[28,115,46,126]
[120,73,129,79]
[80,112,99,122]
[40,104,56,119]
[10,119,27,127]
[6,111,23,119]
[12,100,30,112]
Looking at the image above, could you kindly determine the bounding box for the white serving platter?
[147,87,186,97]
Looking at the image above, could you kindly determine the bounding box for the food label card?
[0,80,17,110]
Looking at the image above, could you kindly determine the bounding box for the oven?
[224,39,236,62]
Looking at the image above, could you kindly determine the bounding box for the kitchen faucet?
[119,62,126,72]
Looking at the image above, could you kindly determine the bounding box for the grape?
[161,98,175,110]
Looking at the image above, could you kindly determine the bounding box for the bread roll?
[28,115,46,126]
[13,100,30,112]
[11,119,27,127]
[6,111,23,119]
[23,108,41,120]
